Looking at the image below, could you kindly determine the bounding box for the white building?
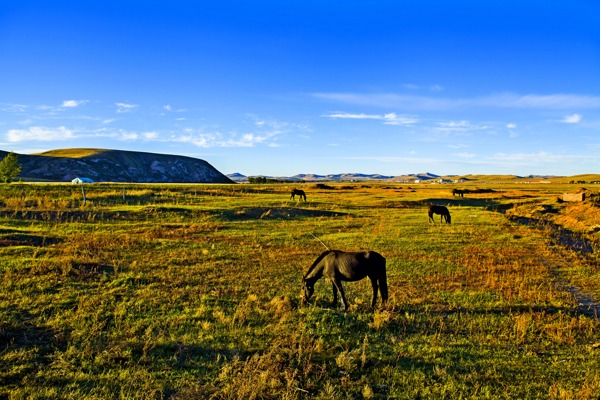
[71,177,94,184]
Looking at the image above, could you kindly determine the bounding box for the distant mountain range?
[2,148,593,184]
[1,148,234,183]
[226,172,442,183]
[226,172,582,183]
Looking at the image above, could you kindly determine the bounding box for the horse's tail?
[368,252,388,303]
[378,256,388,303]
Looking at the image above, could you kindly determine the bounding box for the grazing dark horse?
[290,188,307,201]
[428,205,451,224]
[452,188,464,197]
[302,250,388,311]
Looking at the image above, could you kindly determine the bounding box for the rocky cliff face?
[1,149,234,183]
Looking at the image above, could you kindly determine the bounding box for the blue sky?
[1,1,599,177]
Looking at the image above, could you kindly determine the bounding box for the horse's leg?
[369,277,379,309]
[330,281,338,306]
[332,279,349,311]
[379,275,389,306]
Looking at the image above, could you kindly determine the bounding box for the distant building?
[71,177,94,184]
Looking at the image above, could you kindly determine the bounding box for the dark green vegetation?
[0,152,21,183]
[1,182,599,399]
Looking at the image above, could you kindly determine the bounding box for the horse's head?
[302,278,314,303]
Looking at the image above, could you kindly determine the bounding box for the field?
[1,181,599,399]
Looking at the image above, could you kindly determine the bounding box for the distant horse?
[452,188,464,197]
[290,189,307,201]
[428,205,451,224]
[302,250,388,311]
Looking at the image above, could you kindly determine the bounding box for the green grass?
[1,182,599,399]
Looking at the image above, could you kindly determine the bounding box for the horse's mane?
[303,250,332,279]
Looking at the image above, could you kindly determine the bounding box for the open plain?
[1,181,599,399]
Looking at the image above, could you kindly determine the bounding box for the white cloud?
[313,92,600,110]
[6,126,75,142]
[1,103,28,112]
[454,152,475,158]
[118,131,139,141]
[62,100,87,108]
[506,123,518,138]
[163,104,172,111]
[438,120,470,129]
[489,151,585,163]
[324,112,418,125]
[345,155,440,163]
[171,131,268,148]
[561,113,582,124]
[115,102,137,113]
[435,120,487,132]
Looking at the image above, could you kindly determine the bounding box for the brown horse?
[290,188,307,201]
[428,205,451,224]
[302,250,388,311]
[452,188,464,197]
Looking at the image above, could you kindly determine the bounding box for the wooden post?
[82,186,86,206]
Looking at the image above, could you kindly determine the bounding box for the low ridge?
[1,148,234,183]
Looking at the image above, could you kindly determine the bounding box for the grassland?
[1,182,599,399]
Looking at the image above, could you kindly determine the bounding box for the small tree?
[0,152,22,183]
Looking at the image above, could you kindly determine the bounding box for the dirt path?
[508,215,599,319]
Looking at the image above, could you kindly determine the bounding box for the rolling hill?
[0,148,234,183]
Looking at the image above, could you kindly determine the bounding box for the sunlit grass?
[1,182,599,398]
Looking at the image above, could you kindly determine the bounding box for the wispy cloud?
[433,120,491,136]
[61,100,88,108]
[172,132,267,148]
[1,103,29,113]
[343,155,440,164]
[313,92,600,110]
[6,126,75,142]
[489,151,586,163]
[324,112,418,125]
[115,102,137,113]
[503,123,520,138]
[453,152,475,158]
[401,83,444,92]
[561,113,582,124]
